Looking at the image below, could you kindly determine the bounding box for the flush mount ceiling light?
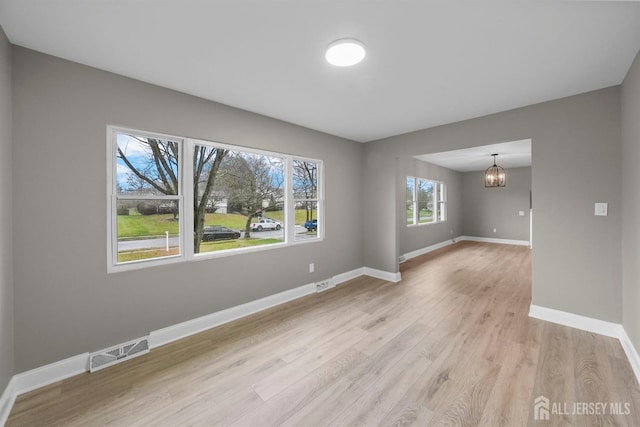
[485,154,506,187]
[325,39,366,67]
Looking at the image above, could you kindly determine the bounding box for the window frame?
[107,126,324,273]
[291,157,322,242]
[406,176,447,227]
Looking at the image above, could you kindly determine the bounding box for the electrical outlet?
[309,263,314,273]
[493,228,497,233]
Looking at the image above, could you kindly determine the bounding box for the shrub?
[136,201,159,215]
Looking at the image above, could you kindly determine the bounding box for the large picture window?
[406,176,446,226]
[108,127,323,271]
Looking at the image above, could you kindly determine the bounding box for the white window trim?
[406,176,447,227]
[291,155,323,243]
[107,126,324,273]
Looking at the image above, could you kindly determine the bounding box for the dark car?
[304,219,317,231]
[202,225,241,241]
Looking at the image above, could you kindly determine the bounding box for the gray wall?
[461,167,531,242]
[622,49,640,354]
[364,87,622,323]
[11,47,364,371]
[0,26,14,391]
[398,157,462,256]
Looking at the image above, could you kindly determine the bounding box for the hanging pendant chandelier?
[485,154,506,187]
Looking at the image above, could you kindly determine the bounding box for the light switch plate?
[595,203,608,216]
[519,211,525,217]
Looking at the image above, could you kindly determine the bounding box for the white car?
[250,218,282,231]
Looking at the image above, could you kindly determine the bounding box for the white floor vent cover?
[89,337,149,372]
[316,279,335,293]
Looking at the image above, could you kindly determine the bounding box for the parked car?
[250,218,282,231]
[202,225,241,241]
[304,219,317,231]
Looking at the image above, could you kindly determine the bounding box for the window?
[113,131,183,264]
[293,159,320,240]
[406,176,446,226]
[406,177,415,225]
[108,127,323,271]
[192,141,285,255]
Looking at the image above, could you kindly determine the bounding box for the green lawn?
[117,213,179,238]
[406,209,433,224]
[117,247,180,263]
[199,238,282,253]
[117,238,282,262]
[118,210,316,238]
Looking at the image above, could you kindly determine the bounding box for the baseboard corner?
[528,304,623,339]
[0,377,16,427]
[619,328,640,386]
[401,238,457,262]
[363,267,401,283]
[459,236,530,246]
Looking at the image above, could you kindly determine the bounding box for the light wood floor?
[7,241,640,426]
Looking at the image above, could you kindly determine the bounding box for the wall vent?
[89,337,149,372]
[316,279,334,293]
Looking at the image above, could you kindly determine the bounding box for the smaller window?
[437,182,447,222]
[293,160,320,241]
[406,177,447,226]
[406,177,415,225]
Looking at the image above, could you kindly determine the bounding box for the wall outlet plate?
[595,202,608,216]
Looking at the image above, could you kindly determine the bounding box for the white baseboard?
[149,282,317,348]
[14,353,89,396]
[0,266,370,424]
[0,377,16,427]
[529,304,623,338]
[529,304,640,385]
[0,352,89,426]
[0,262,417,423]
[150,267,366,349]
[401,239,457,262]
[619,329,640,385]
[363,267,401,283]
[333,267,365,285]
[459,236,530,246]
[151,265,398,349]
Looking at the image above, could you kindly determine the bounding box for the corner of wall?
[0,22,15,399]
[621,47,640,369]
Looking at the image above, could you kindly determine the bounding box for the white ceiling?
[415,139,531,172]
[1,1,639,143]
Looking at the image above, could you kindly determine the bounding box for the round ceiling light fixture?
[325,39,366,67]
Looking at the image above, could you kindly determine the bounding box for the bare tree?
[117,135,227,253]
[193,145,228,252]
[219,153,283,239]
[293,160,317,222]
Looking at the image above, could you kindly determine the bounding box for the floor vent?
[89,337,149,372]
[316,279,334,293]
